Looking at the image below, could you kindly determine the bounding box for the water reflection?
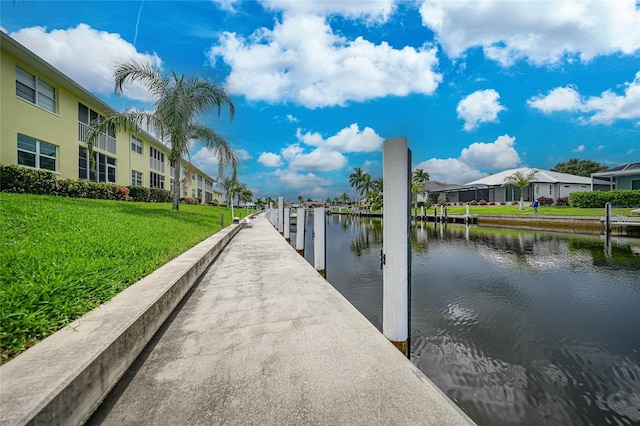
[308,215,640,426]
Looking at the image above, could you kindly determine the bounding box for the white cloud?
[273,169,329,188]
[457,89,506,131]
[258,152,283,167]
[208,14,441,108]
[573,145,586,152]
[192,146,220,166]
[460,134,521,169]
[10,24,162,102]
[414,158,486,184]
[212,0,241,12]
[285,114,299,122]
[527,72,640,124]
[259,0,396,24]
[415,134,522,183]
[526,86,582,113]
[235,148,252,160]
[419,0,640,66]
[284,145,347,172]
[296,123,384,153]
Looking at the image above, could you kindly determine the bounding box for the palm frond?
[114,60,166,99]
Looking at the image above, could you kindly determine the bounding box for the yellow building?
[1,32,222,204]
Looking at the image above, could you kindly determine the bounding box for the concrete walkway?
[88,216,473,425]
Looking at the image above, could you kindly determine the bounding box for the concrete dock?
[0,215,473,425]
[88,215,473,425]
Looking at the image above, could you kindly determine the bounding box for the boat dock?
[0,215,473,425]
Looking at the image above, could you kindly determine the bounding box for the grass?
[441,205,636,216]
[0,193,247,363]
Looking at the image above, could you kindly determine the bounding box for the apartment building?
[0,32,222,204]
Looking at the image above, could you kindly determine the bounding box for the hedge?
[0,164,172,203]
[569,189,640,208]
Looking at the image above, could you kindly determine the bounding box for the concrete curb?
[0,223,243,425]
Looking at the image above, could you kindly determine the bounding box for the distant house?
[435,167,609,204]
[591,162,640,191]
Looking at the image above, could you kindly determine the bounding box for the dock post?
[439,205,444,223]
[296,207,305,256]
[220,213,224,228]
[313,207,326,277]
[465,204,470,224]
[284,207,291,242]
[605,202,612,251]
[382,137,411,357]
[277,196,284,234]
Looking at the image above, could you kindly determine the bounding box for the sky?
[2,0,639,201]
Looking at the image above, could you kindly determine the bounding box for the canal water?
[291,212,640,426]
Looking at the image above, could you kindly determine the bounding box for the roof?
[466,167,593,186]
[592,162,640,177]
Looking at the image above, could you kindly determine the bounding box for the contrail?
[134,0,144,47]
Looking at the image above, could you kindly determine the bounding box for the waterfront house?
[0,32,222,204]
[434,167,609,205]
[591,162,640,191]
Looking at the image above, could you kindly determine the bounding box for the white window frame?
[130,135,143,155]
[17,134,58,172]
[131,170,143,186]
[78,147,116,183]
[150,171,165,189]
[16,66,57,114]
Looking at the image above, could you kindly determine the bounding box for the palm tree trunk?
[172,164,181,211]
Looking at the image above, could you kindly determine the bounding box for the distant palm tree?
[502,169,538,210]
[297,195,304,206]
[412,169,430,215]
[349,167,366,208]
[87,60,238,211]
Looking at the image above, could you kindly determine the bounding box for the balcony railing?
[78,121,116,155]
[150,157,165,173]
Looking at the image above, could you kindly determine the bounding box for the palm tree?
[349,167,365,208]
[87,60,238,211]
[502,169,538,210]
[297,195,304,206]
[219,175,237,208]
[359,173,372,207]
[412,169,430,216]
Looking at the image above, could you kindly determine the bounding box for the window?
[150,172,165,189]
[632,179,640,190]
[78,103,116,154]
[78,147,116,183]
[130,135,143,155]
[150,147,165,173]
[131,170,143,186]
[170,179,175,193]
[197,175,203,188]
[17,134,57,171]
[16,66,56,113]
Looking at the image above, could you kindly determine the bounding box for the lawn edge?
[0,222,243,425]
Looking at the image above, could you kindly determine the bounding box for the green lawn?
[0,193,246,363]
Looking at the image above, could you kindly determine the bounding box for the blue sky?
[2,0,639,200]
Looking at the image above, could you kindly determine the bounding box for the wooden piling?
[284,207,291,242]
[296,207,305,256]
[277,196,284,234]
[382,137,411,357]
[313,207,326,277]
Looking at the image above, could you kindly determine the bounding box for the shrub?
[468,200,478,205]
[128,186,151,202]
[537,196,554,206]
[569,190,640,208]
[437,194,447,206]
[0,164,57,194]
[500,201,506,205]
[511,201,519,205]
[479,199,488,205]
[149,188,172,203]
[180,197,199,204]
[488,201,496,206]
[209,199,220,206]
[556,197,569,206]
